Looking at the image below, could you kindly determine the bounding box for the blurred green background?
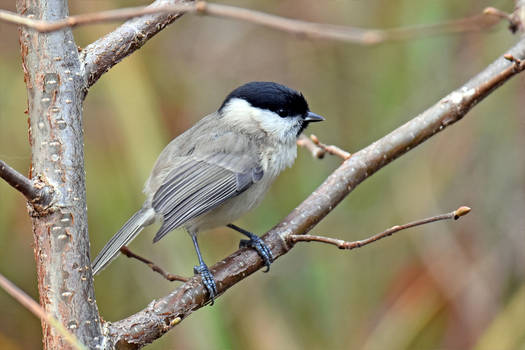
[1,0,525,349]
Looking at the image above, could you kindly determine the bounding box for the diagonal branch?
[80,0,190,89]
[0,159,51,209]
[120,246,190,282]
[0,273,87,350]
[105,37,525,350]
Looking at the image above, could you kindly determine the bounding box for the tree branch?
[119,246,190,282]
[105,35,525,350]
[80,0,189,89]
[297,134,351,160]
[0,159,51,208]
[0,1,512,89]
[0,273,87,350]
[0,2,506,39]
[289,206,471,249]
[76,2,508,89]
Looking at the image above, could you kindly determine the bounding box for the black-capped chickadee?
[92,81,324,302]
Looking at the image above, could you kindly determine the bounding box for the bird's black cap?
[220,81,310,118]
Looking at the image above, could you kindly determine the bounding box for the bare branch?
[0,2,506,40]
[289,206,471,249]
[0,273,87,350]
[106,37,525,350]
[0,2,512,88]
[0,2,502,38]
[80,0,188,89]
[516,1,525,32]
[297,134,326,159]
[485,6,523,33]
[0,160,41,202]
[120,246,190,282]
[76,1,513,88]
[0,3,193,32]
[297,134,351,160]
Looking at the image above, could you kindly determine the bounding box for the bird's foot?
[239,234,274,272]
[193,262,218,304]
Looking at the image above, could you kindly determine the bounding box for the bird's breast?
[260,141,298,177]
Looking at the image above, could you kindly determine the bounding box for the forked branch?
[297,134,351,160]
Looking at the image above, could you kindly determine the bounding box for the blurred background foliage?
[1,0,525,349]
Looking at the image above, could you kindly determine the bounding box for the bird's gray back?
[143,112,261,199]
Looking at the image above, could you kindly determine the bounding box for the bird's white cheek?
[256,112,301,140]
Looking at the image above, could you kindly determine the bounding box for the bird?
[91,81,324,302]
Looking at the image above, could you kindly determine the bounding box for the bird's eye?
[277,108,287,117]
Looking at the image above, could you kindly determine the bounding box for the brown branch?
[297,134,325,159]
[297,134,351,160]
[0,273,87,350]
[0,1,511,89]
[516,1,525,33]
[0,2,507,40]
[289,206,471,249]
[0,159,51,208]
[77,2,508,89]
[485,7,523,33]
[106,37,525,350]
[80,0,188,89]
[120,246,190,282]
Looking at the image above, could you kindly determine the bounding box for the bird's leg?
[227,224,274,272]
[191,234,218,304]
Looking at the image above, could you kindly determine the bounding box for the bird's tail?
[92,207,155,275]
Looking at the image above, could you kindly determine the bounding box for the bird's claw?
[193,262,218,304]
[239,235,274,272]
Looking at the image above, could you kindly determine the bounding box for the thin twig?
[0,273,87,350]
[297,134,351,160]
[312,134,351,160]
[289,206,471,249]
[0,159,50,206]
[0,2,505,43]
[120,246,190,282]
[485,6,523,33]
[297,134,325,159]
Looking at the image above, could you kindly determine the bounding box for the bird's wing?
[151,152,263,242]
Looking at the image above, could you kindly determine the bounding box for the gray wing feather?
[92,207,155,275]
[152,156,262,242]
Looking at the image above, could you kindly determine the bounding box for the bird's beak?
[304,111,325,122]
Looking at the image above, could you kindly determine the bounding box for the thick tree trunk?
[16,0,102,348]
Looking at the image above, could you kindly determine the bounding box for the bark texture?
[16,0,102,348]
